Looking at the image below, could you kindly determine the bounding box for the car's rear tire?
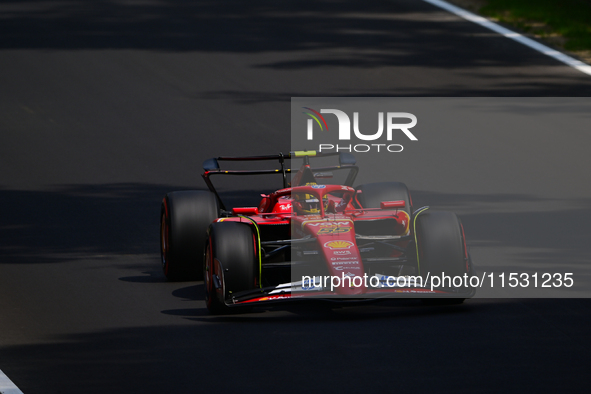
[204,222,258,314]
[356,182,412,215]
[414,210,469,305]
[160,191,218,281]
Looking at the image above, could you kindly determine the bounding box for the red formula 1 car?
[160,151,475,314]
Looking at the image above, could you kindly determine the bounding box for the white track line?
[0,369,24,394]
[423,0,591,77]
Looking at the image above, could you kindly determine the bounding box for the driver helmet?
[294,183,327,214]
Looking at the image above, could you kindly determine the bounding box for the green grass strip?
[480,0,591,51]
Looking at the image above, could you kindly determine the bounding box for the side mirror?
[232,207,259,216]
[380,200,405,209]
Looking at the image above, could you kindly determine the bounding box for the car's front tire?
[160,190,218,281]
[204,222,258,314]
[414,210,470,305]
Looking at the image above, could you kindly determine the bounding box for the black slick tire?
[204,222,257,314]
[414,210,469,305]
[160,191,218,281]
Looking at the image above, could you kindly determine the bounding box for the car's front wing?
[226,278,476,307]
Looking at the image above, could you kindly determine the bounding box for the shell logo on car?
[324,240,354,249]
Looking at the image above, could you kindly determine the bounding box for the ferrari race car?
[160,151,475,314]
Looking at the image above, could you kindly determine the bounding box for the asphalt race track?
[1,1,591,393]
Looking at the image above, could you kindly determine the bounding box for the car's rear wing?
[202,151,358,210]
